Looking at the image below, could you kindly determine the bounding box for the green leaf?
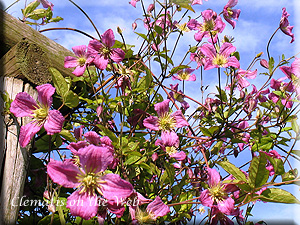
[268,57,274,73]
[63,90,79,108]
[200,127,212,137]
[282,169,298,182]
[248,153,269,188]
[49,16,64,23]
[49,67,69,97]
[217,161,247,182]
[170,0,195,13]
[23,0,40,16]
[96,124,118,144]
[169,65,190,75]
[259,188,300,204]
[134,32,148,41]
[59,130,76,143]
[27,9,47,20]
[291,116,299,133]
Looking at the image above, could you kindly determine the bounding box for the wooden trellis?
[0,9,74,225]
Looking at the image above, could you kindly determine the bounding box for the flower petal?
[111,48,125,63]
[102,29,115,48]
[207,168,221,187]
[146,196,170,219]
[36,84,55,107]
[72,65,86,77]
[143,116,160,131]
[10,92,38,117]
[66,191,98,220]
[172,110,189,128]
[19,121,42,147]
[64,56,79,68]
[101,173,133,201]
[44,110,64,135]
[84,131,101,145]
[47,160,80,188]
[154,99,170,117]
[72,45,87,57]
[78,145,114,173]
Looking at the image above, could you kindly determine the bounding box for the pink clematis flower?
[236,69,257,90]
[10,84,64,148]
[64,45,94,77]
[172,68,196,81]
[222,0,241,29]
[200,42,240,70]
[38,0,54,10]
[143,99,189,132]
[47,145,133,220]
[187,10,226,43]
[155,131,186,161]
[199,168,239,215]
[279,8,294,43]
[87,29,125,70]
[134,196,170,224]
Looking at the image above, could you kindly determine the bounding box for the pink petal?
[36,84,55,107]
[170,151,186,161]
[72,65,86,77]
[111,48,125,63]
[101,173,133,201]
[199,189,213,207]
[218,198,239,216]
[102,29,115,48]
[143,116,160,131]
[172,111,189,128]
[64,56,79,68]
[44,110,64,135]
[78,145,114,173]
[220,43,236,57]
[87,39,102,55]
[19,121,42,147]
[67,141,88,155]
[187,73,196,81]
[146,196,170,219]
[207,168,221,187]
[66,191,98,220]
[154,99,170,117]
[84,131,101,145]
[47,160,80,188]
[160,131,179,147]
[93,55,109,70]
[200,44,216,59]
[72,45,87,57]
[10,92,38,117]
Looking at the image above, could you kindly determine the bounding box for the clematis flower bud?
[147,3,154,13]
[260,59,269,69]
[132,22,137,30]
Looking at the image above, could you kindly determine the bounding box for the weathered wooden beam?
[1,39,52,85]
[0,9,75,82]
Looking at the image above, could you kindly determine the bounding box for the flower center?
[202,20,215,32]
[101,47,111,57]
[166,146,177,156]
[178,72,190,81]
[77,171,104,196]
[158,113,176,131]
[226,7,234,16]
[209,185,227,202]
[212,54,228,67]
[135,208,155,224]
[77,57,86,66]
[33,107,48,123]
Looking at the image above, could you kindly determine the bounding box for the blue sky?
[2,0,300,224]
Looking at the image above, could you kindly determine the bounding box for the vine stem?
[266,27,280,60]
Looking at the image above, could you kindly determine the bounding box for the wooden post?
[0,77,37,225]
[0,9,75,225]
